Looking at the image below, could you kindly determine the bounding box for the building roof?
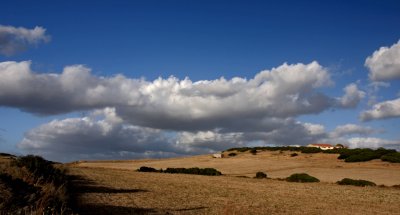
[309,143,333,147]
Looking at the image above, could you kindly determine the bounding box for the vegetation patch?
[290,153,298,157]
[337,148,397,162]
[225,146,399,163]
[336,178,376,187]
[12,155,67,185]
[380,152,400,163]
[255,172,267,179]
[137,166,160,172]
[286,173,320,183]
[0,152,16,157]
[137,166,222,176]
[0,154,72,214]
[164,167,222,176]
[228,152,237,157]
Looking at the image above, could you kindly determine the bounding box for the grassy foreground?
[68,166,400,215]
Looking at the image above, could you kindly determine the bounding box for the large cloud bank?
[0,60,367,161]
[0,60,363,132]
[0,25,50,56]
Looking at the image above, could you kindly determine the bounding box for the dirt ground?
[74,150,400,186]
[68,166,400,215]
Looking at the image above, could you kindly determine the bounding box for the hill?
[74,150,400,186]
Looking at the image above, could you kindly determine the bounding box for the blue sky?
[0,0,400,161]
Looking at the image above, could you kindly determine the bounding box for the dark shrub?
[255,172,267,179]
[381,152,400,163]
[137,166,159,172]
[226,147,251,152]
[250,149,257,155]
[228,153,237,157]
[12,155,65,185]
[163,167,222,176]
[286,173,320,183]
[0,152,16,157]
[337,148,397,162]
[299,147,322,154]
[0,173,39,211]
[2,156,72,214]
[336,178,376,187]
[290,153,298,157]
[344,151,378,162]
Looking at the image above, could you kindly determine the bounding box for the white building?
[307,143,335,150]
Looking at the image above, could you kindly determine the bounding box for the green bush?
[250,149,257,155]
[299,147,322,154]
[337,148,397,162]
[163,167,222,176]
[137,166,159,172]
[286,173,320,183]
[228,152,237,157]
[336,178,376,187]
[381,152,400,163]
[224,146,399,163]
[255,172,267,179]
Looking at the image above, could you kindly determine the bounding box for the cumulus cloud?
[0,25,50,56]
[19,108,398,161]
[347,137,400,150]
[0,60,361,132]
[337,83,365,108]
[365,40,400,81]
[19,107,330,161]
[176,120,326,153]
[18,108,184,161]
[360,98,400,121]
[329,124,377,138]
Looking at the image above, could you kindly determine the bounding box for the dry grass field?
[74,150,400,186]
[68,166,400,215]
[3,151,400,214]
[66,150,400,214]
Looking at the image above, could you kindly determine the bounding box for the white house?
[212,153,223,158]
[307,143,335,150]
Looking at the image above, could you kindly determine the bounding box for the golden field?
[74,150,400,186]
[67,150,400,214]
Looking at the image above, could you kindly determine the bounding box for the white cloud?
[18,109,329,161]
[0,25,50,56]
[176,130,245,153]
[360,98,400,121]
[347,137,400,150]
[18,108,183,161]
[0,60,361,132]
[329,124,377,138]
[303,123,325,135]
[176,120,327,153]
[365,40,400,81]
[337,83,365,108]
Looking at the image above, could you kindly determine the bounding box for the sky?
[0,0,400,162]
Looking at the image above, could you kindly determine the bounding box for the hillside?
[74,150,400,186]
